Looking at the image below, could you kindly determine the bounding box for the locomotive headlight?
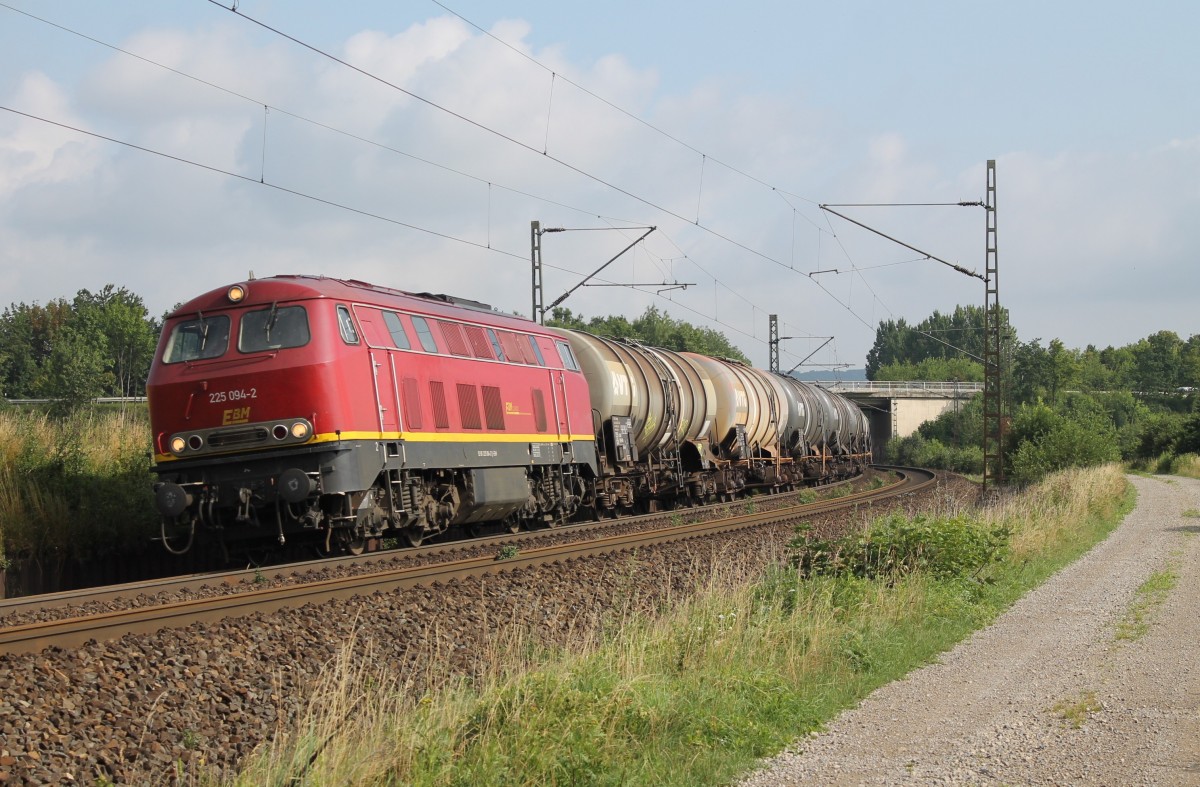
[170,436,187,454]
[291,421,310,440]
[227,284,247,303]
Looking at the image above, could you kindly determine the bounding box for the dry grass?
[1173,453,1200,480]
[998,464,1128,561]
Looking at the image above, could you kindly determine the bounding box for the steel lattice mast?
[982,159,1004,494]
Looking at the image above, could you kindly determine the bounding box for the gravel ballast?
[740,474,1200,786]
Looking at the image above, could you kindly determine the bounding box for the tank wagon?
[148,275,870,556]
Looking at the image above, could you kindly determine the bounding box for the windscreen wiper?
[197,310,209,351]
[265,302,278,342]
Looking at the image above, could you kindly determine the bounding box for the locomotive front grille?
[208,426,271,447]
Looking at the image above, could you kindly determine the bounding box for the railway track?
[0,466,934,656]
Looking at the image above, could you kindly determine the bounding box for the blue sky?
[1,1,1197,370]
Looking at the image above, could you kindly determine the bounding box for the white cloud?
[1,10,1197,372]
[0,71,103,198]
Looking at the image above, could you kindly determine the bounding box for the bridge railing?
[811,381,984,397]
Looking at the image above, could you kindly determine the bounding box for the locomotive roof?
[167,274,537,330]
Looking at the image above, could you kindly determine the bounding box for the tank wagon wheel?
[403,526,424,548]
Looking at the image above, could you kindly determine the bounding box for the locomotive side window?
[381,311,412,350]
[555,341,579,371]
[410,316,439,353]
[162,314,231,363]
[239,304,310,352]
[337,306,359,344]
[486,329,506,361]
[528,336,547,366]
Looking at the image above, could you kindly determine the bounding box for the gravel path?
[740,474,1200,786]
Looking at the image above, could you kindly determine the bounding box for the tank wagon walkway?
[740,474,1200,786]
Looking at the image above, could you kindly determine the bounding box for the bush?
[887,434,983,474]
[1005,401,1120,485]
[788,512,1010,581]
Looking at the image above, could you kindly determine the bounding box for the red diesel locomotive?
[148,275,870,555]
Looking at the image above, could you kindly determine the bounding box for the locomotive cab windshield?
[239,303,310,352]
[162,313,231,363]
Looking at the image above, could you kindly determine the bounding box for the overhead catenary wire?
[0,105,526,261]
[0,4,810,344]
[0,103,780,353]
[428,0,825,204]
[2,2,863,364]
[201,0,882,333]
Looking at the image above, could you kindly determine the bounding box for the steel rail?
[0,473,866,617]
[0,466,934,655]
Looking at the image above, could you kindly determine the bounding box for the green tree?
[865,304,1014,381]
[0,286,159,402]
[1010,339,1051,404]
[0,299,73,398]
[36,326,113,414]
[1131,330,1183,393]
[1004,394,1121,484]
[548,305,749,363]
[874,357,984,383]
[1044,339,1081,402]
[1077,345,1114,391]
[1099,345,1137,389]
[72,286,160,397]
[1178,335,1200,389]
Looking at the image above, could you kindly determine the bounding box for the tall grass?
[1172,453,1200,480]
[232,464,1131,786]
[1128,451,1200,480]
[0,407,156,570]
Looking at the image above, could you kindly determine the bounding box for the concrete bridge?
[812,380,984,461]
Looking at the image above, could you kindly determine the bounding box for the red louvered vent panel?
[532,388,548,433]
[437,321,471,357]
[401,377,423,430]
[430,381,450,429]
[482,386,505,430]
[464,325,494,359]
[457,383,482,430]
